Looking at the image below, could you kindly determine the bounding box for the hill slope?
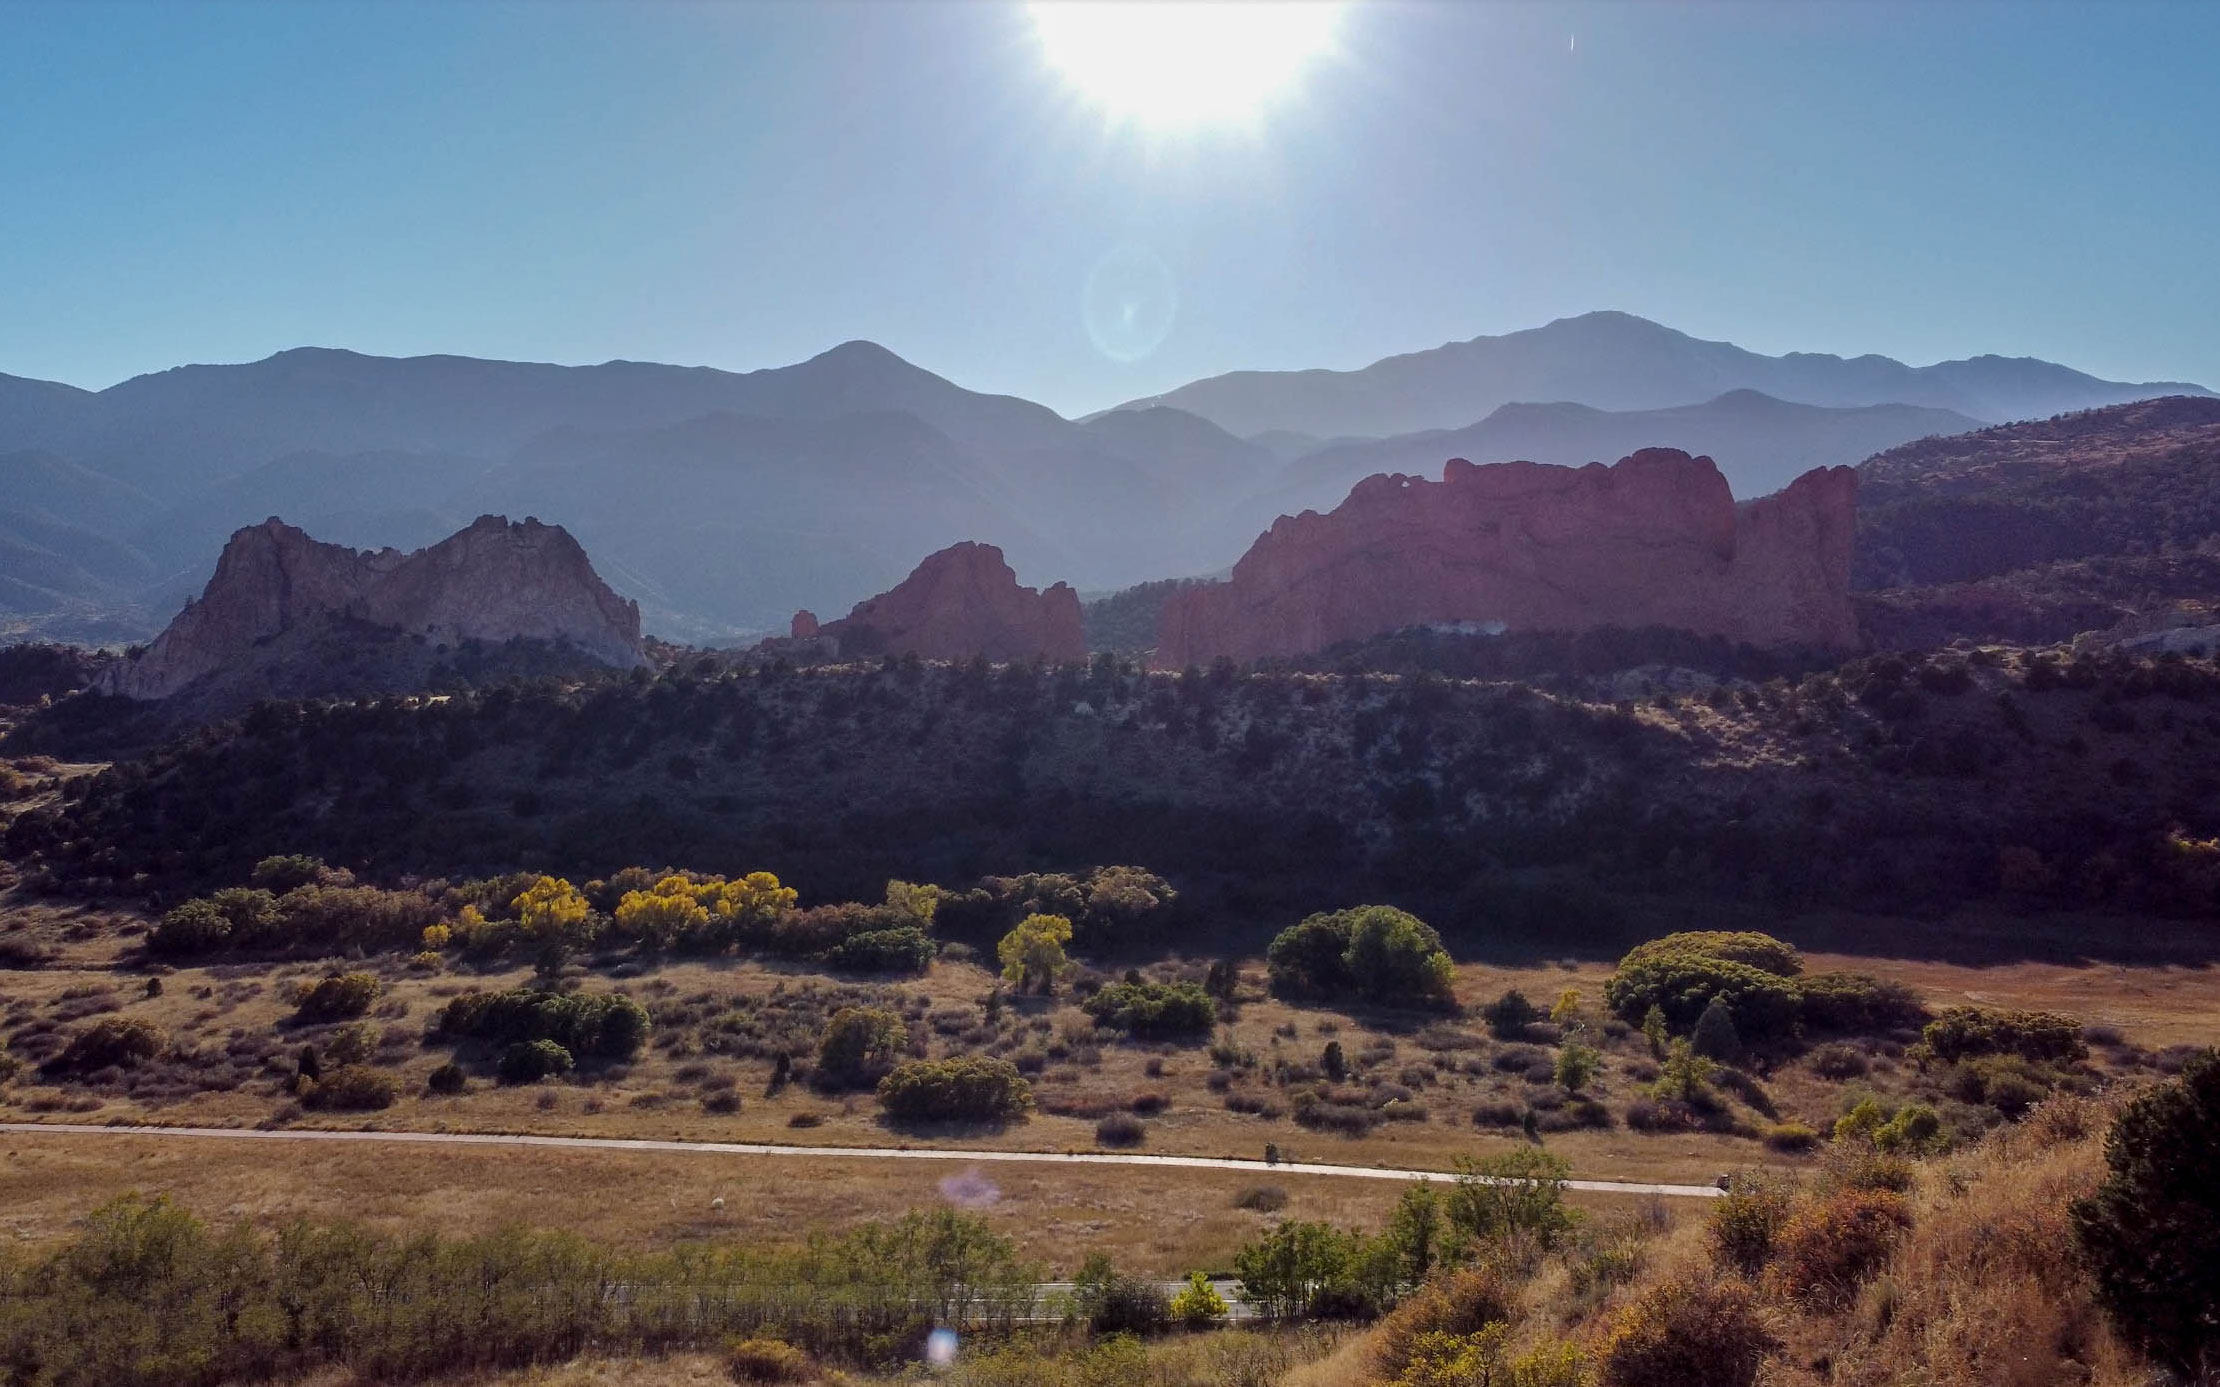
[1853,396,2220,646]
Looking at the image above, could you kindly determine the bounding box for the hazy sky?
[4,0,2216,416]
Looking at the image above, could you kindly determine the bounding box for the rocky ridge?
[1158,450,1859,666]
[811,541,1085,663]
[98,515,644,701]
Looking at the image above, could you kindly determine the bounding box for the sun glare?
[1030,1,1344,128]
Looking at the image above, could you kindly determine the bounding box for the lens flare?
[1082,246,1179,363]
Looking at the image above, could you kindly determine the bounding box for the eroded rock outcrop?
[817,541,1085,663]
[100,515,644,701]
[1157,450,1858,666]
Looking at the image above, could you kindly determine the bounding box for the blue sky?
[3,0,2216,416]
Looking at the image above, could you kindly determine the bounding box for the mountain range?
[1109,310,2211,439]
[0,312,2206,646]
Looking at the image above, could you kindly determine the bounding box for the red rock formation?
[1157,450,1858,666]
[819,541,1085,663]
[790,609,820,639]
[100,515,645,700]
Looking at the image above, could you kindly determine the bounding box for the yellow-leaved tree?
[614,875,711,948]
[609,870,796,951]
[511,876,595,967]
[705,872,797,940]
[997,913,1073,994]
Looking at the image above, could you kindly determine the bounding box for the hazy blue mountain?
[1111,311,2212,440]
[3,340,1076,502]
[0,451,164,537]
[0,509,158,612]
[1261,390,1984,518]
[461,411,1049,641]
[132,449,494,578]
[0,374,94,452]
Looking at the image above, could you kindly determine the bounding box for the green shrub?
[1167,1270,1227,1326]
[47,1015,164,1074]
[1763,1122,1820,1153]
[1796,970,1926,1033]
[824,926,935,974]
[1944,1053,2060,1116]
[1617,931,1802,977]
[1072,1251,1169,1334]
[1604,952,1802,1043]
[1095,1113,1145,1147]
[1920,1006,2087,1065]
[251,854,329,891]
[293,971,381,1023]
[816,1007,908,1089]
[1481,988,1540,1039]
[301,1064,398,1111]
[1265,914,1355,996]
[1600,1277,1777,1387]
[426,1062,467,1095]
[2072,1047,2220,1376]
[1083,980,1217,1038]
[438,987,649,1060]
[1265,905,1455,1007]
[1806,1041,1869,1079]
[723,1336,812,1383]
[876,1056,1032,1124]
[148,899,231,956]
[498,1039,574,1084]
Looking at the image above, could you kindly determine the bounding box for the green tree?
[1381,1182,1442,1286]
[817,1006,909,1089]
[877,1056,1033,1124]
[1233,1220,1355,1319]
[1650,1039,1717,1107]
[1555,1038,1601,1094]
[1072,1251,1169,1334]
[996,913,1073,994]
[1641,1005,1669,1057]
[1265,913,1358,997]
[1690,995,1743,1063]
[1322,1040,1347,1081]
[1444,1147,1577,1251]
[1168,1271,1228,1326]
[1482,989,1540,1040]
[2072,1049,2220,1377]
[1341,905,1457,1006]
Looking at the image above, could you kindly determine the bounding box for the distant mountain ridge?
[0,315,2208,648]
[1110,311,2211,439]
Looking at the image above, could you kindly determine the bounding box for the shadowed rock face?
[98,514,644,700]
[815,541,1085,663]
[1157,449,1859,666]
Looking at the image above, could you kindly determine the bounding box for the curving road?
[0,1121,1723,1198]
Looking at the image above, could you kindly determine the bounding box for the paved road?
[0,1121,1723,1198]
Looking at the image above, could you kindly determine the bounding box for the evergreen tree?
[2072,1048,2220,1377]
[1691,995,1743,1063]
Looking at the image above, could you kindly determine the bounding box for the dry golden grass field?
[4,882,2214,1278]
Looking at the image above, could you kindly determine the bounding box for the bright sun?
[1030,1,1344,128]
